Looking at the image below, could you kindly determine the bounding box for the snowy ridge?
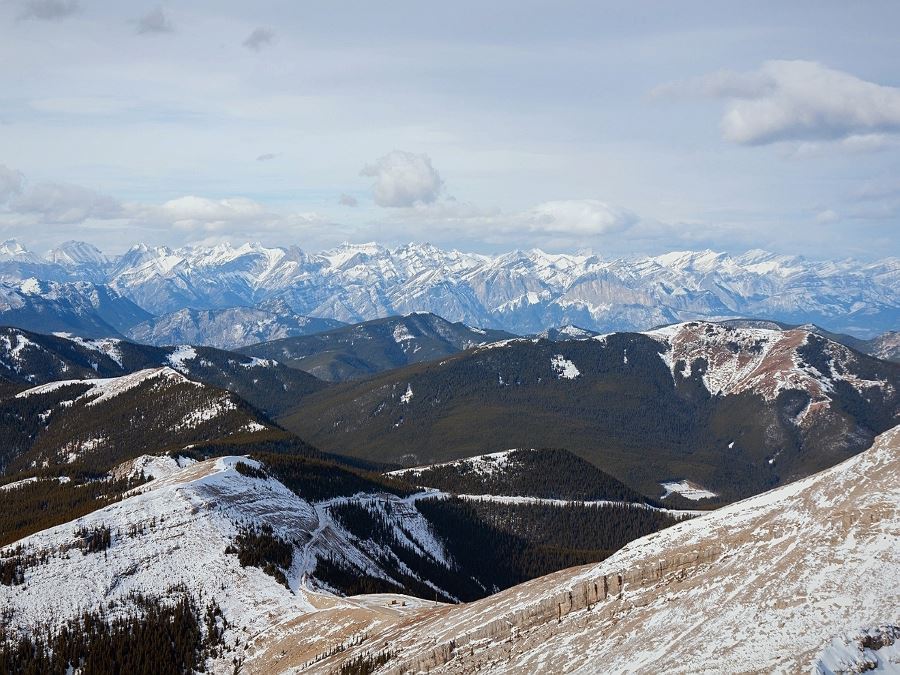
[0,455,459,670]
[52,333,125,367]
[15,367,197,406]
[644,322,892,403]
[388,450,517,479]
[313,424,900,674]
[455,494,701,517]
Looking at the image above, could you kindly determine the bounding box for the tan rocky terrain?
[283,424,900,674]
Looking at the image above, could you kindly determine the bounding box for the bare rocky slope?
[305,424,900,674]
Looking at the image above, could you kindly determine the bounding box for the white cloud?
[17,0,79,21]
[361,151,444,207]
[815,209,839,224]
[375,197,636,249]
[154,196,268,232]
[657,60,900,146]
[243,27,275,52]
[129,195,335,243]
[652,69,773,100]
[9,182,122,223]
[255,153,278,162]
[521,200,636,236]
[0,165,24,203]
[136,7,174,35]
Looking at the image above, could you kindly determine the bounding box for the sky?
[1,0,899,259]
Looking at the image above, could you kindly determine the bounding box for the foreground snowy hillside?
[311,424,900,674]
[0,456,453,670]
[0,447,689,671]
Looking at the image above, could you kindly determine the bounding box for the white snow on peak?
[18,278,42,295]
[643,322,890,403]
[551,354,580,379]
[0,455,453,669]
[558,325,592,338]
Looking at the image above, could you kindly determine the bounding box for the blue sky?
[1,0,899,258]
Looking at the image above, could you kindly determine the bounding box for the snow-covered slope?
[0,454,483,670]
[0,456,450,669]
[312,424,900,674]
[2,239,898,337]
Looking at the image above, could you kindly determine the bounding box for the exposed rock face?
[301,425,900,674]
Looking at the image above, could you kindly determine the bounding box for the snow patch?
[167,345,198,370]
[400,384,414,404]
[660,480,718,501]
[551,354,580,379]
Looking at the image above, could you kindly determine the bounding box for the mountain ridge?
[2,239,898,337]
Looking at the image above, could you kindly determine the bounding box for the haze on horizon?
[1,1,899,260]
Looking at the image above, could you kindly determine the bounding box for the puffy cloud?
[657,61,900,146]
[136,7,174,35]
[17,0,79,21]
[243,27,275,52]
[361,151,444,207]
[521,200,637,236]
[338,193,359,207]
[0,165,24,203]
[9,182,122,223]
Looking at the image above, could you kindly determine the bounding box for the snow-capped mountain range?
[1,239,898,339]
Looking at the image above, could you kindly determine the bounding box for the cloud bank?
[656,60,900,146]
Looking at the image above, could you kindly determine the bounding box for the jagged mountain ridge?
[0,326,325,416]
[239,313,515,382]
[312,424,900,675]
[281,321,900,502]
[125,304,344,351]
[2,239,898,337]
[0,278,150,337]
